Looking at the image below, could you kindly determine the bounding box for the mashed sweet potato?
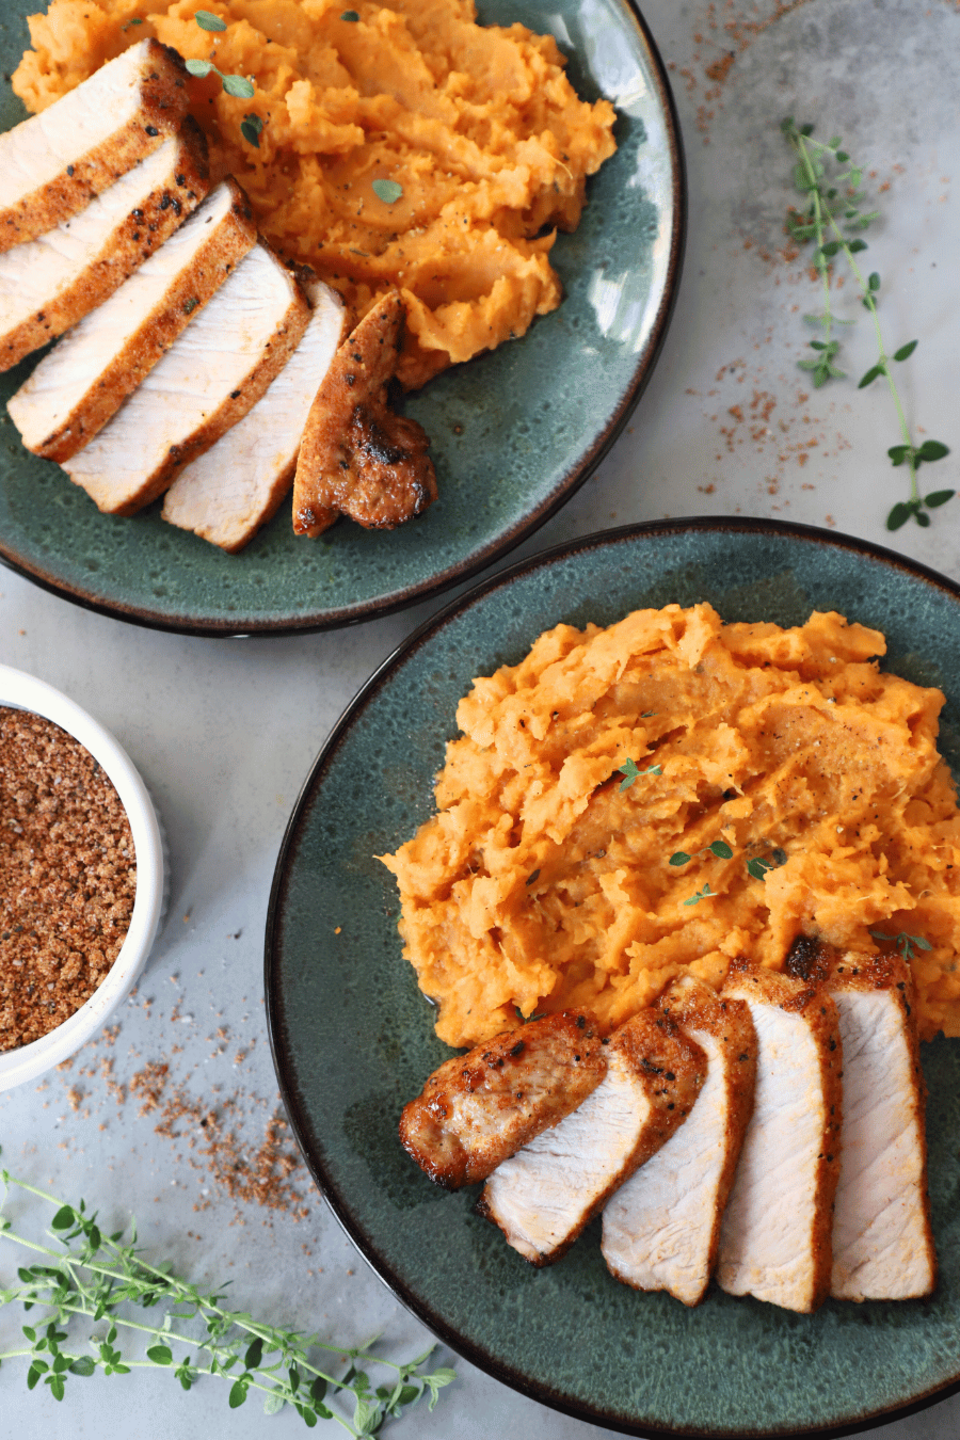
[382,604,960,1047]
[13,0,617,388]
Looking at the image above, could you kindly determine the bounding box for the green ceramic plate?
[266,519,960,1439]
[0,0,682,636]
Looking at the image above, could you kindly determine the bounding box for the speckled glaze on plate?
[266,519,960,1439]
[0,0,683,636]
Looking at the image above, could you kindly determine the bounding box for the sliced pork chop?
[162,276,345,551]
[786,936,936,1301]
[0,122,209,373]
[716,961,842,1313]
[479,1010,705,1266]
[292,288,437,536]
[61,241,310,515]
[602,975,756,1306]
[0,39,190,253]
[399,1011,608,1190]
[8,178,258,460]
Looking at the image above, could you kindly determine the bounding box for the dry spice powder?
[0,706,136,1051]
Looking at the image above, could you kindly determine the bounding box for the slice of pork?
[8,178,258,461]
[399,1011,608,1190]
[0,122,209,373]
[602,974,756,1306]
[479,1009,705,1266]
[61,240,311,515]
[292,288,437,536]
[716,961,842,1313]
[162,276,345,551]
[0,39,190,253]
[786,936,936,1301]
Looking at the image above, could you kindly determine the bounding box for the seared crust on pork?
[292,288,437,536]
[8,178,257,460]
[0,121,209,373]
[0,40,191,253]
[62,239,310,515]
[717,960,843,1313]
[162,275,345,552]
[478,1009,705,1266]
[602,975,756,1305]
[786,936,936,1301]
[399,1010,608,1190]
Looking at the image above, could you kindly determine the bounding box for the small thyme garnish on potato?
[868,928,933,963]
[617,759,662,791]
[188,11,263,153]
[240,113,264,148]
[372,179,404,205]
[746,847,788,881]
[683,883,715,907]
[670,840,733,866]
[194,8,226,29]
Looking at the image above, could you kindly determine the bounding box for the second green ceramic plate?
[266,519,960,1439]
[0,0,683,635]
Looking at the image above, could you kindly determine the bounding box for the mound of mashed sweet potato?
[13,0,617,388]
[382,603,960,1047]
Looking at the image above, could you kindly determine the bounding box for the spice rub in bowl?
[382,603,960,1048]
[0,705,136,1050]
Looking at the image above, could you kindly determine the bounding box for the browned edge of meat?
[785,934,936,1299]
[398,1010,608,1190]
[0,41,191,254]
[108,242,312,516]
[612,1008,708,1169]
[292,288,438,536]
[724,956,843,1312]
[475,1009,706,1267]
[32,178,258,461]
[639,973,758,1302]
[0,117,210,373]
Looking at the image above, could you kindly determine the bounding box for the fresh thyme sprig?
[0,1169,454,1432]
[617,758,662,791]
[670,841,733,866]
[670,840,787,902]
[189,12,265,147]
[683,883,714,907]
[745,847,787,881]
[868,928,932,963]
[781,118,952,531]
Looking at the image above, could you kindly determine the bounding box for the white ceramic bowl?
[0,664,167,1090]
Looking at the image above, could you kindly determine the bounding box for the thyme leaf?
[194,8,227,30]
[240,114,264,148]
[372,179,403,205]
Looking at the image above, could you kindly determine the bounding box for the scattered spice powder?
[153,1086,309,1217]
[0,707,136,1052]
[130,1060,169,1116]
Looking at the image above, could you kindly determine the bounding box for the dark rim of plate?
[265,516,960,1440]
[0,0,686,638]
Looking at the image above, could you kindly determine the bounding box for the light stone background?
[2,1,960,1436]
